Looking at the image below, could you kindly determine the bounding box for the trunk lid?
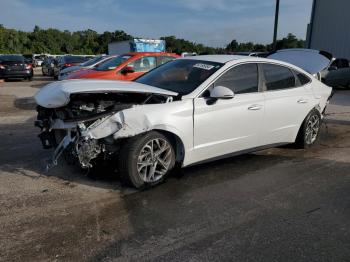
[2,61,26,71]
[267,48,333,75]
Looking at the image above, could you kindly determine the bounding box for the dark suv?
[42,57,56,76]
[53,55,90,79]
[0,54,34,81]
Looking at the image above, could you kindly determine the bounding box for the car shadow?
[0,113,346,195]
[13,97,37,110]
[3,78,28,82]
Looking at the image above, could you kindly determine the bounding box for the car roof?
[181,55,265,63]
[179,54,316,77]
[125,52,178,57]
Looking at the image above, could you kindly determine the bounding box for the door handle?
[248,105,262,110]
[297,99,308,104]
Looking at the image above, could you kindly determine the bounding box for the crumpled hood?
[34,79,178,108]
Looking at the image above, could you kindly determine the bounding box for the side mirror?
[210,85,234,99]
[206,86,234,105]
[121,66,135,74]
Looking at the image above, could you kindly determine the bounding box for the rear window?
[262,64,296,91]
[296,72,311,86]
[64,56,89,63]
[95,55,132,71]
[159,56,176,65]
[0,55,24,63]
[81,56,105,67]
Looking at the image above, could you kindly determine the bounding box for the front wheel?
[295,109,321,148]
[118,131,175,188]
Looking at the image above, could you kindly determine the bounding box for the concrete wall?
[308,0,350,59]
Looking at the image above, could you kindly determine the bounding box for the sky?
[0,0,313,47]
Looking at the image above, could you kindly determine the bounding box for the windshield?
[135,59,223,95]
[0,55,25,63]
[65,56,89,63]
[81,56,105,67]
[95,55,131,71]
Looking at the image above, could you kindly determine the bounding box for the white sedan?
[34,54,332,188]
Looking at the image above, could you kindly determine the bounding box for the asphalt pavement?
[0,69,349,261]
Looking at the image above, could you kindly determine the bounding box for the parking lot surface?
[0,69,350,261]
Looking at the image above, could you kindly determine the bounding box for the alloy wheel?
[305,114,320,145]
[137,138,172,183]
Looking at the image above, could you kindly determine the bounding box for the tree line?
[0,25,305,55]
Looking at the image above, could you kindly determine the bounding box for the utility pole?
[273,0,280,51]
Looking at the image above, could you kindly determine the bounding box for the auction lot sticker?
[193,63,215,70]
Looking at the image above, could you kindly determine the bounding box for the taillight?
[64,63,72,67]
[25,64,32,69]
[0,64,5,69]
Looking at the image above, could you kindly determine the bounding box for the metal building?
[306,0,350,59]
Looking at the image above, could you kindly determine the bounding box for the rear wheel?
[295,109,321,148]
[118,131,175,188]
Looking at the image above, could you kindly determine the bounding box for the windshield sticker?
[193,63,215,70]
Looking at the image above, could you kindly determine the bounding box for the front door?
[118,56,157,81]
[192,63,265,163]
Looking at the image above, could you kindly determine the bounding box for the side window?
[158,56,176,66]
[214,63,258,94]
[296,72,311,86]
[262,64,296,91]
[128,56,156,72]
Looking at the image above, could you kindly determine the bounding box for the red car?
[66,52,179,81]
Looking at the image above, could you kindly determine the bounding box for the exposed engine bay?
[35,92,175,169]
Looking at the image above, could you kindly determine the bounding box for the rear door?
[260,63,314,144]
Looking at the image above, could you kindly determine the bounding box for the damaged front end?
[35,91,175,170]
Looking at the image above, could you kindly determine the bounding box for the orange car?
[66,52,179,81]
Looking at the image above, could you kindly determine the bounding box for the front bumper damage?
[35,109,152,170]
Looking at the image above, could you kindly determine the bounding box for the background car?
[321,58,350,88]
[267,48,334,78]
[33,54,45,67]
[23,54,34,67]
[267,49,350,89]
[233,51,269,57]
[65,52,179,81]
[53,55,91,79]
[0,54,33,81]
[58,55,115,80]
[35,54,332,188]
[41,56,56,76]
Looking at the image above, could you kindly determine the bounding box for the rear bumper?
[0,69,33,78]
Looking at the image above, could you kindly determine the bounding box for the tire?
[118,131,176,189]
[295,109,322,148]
